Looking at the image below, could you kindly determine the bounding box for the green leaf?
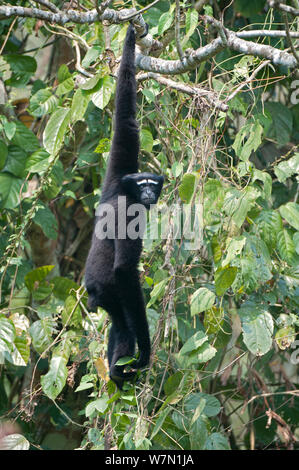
[265,102,293,146]
[150,408,171,439]
[25,265,55,291]
[232,121,263,161]
[164,372,183,396]
[29,89,58,117]
[0,434,30,450]
[190,288,215,316]
[25,149,50,174]
[11,335,30,366]
[5,54,37,86]
[158,12,174,35]
[180,331,208,355]
[148,279,168,307]
[204,306,224,334]
[2,119,16,140]
[0,315,16,356]
[140,128,154,153]
[61,295,82,329]
[215,266,238,296]
[178,173,196,203]
[184,393,221,417]
[274,153,299,183]
[222,236,246,266]
[29,317,56,354]
[0,173,23,209]
[71,88,91,122]
[43,108,71,156]
[4,146,28,178]
[92,76,115,110]
[205,432,230,450]
[256,210,283,250]
[52,277,80,301]
[85,397,108,417]
[0,140,8,169]
[190,416,208,450]
[41,356,68,400]
[239,304,273,355]
[33,203,58,240]
[171,161,183,178]
[223,187,258,228]
[183,9,199,45]
[56,77,75,96]
[11,121,39,152]
[277,229,296,264]
[279,202,299,231]
[57,64,71,82]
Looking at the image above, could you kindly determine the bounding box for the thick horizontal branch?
[137,72,229,112]
[268,1,299,16]
[1,4,297,73]
[236,29,299,39]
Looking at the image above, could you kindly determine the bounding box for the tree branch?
[268,0,299,16]
[137,72,229,112]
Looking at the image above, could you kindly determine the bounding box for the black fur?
[85,24,163,388]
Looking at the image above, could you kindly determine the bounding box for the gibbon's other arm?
[106,23,139,178]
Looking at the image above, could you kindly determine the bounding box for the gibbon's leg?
[114,240,151,369]
[107,311,136,384]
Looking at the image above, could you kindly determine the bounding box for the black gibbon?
[84,24,164,387]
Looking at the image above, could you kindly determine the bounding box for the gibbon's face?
[121,172,164,209]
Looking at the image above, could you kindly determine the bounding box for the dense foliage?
[0,0,298,451]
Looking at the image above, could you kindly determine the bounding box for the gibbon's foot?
[109,366,137,389]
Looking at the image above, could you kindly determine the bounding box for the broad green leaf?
[71,88,91,122]
[171,161,183,178]
[29,89,58,117]
[279,202,299,231]
[29,317,56,354]
[178,173,197,203]
[274,153,299,183]
[239,304,273,355]
[222,236,246,266]
[184,393,221,417]
[4,145,27,177]
[190,287,215,316]
[158,12,174,35]
[2,119,16,140]
[215,266,238,296]
[150,408,171,439]
[92,76,115,110]
[85,397,108,417]
[0,173,23,209]
[205,432,230,450]
[57,64,71,82]
[25,265,55,291]
[52,277,80,301]
[0,140,8,169]
[265,102,293,146]
[140,128,154,153]
[204,306,224,334]
[33,203,58,240]
[41,356,68,400]
[164,372,183,396]
[61,295,82,329]
[25,149,50,174]
[11,335,30,366]
[232,121,263,161]
[256,210,283,250]
[147,279,168,307]
[252,169,272,199]
[275,326,296,350]
[223,187,258,228]
[190,416,208,450]
[0,434,30,450]
[277,229,296,264]
[182,9,199,46]
[180,331,208,355]
[43,108,71,156]
[11,121,39,152]
[0,315,16,356]
[56,77,75,96]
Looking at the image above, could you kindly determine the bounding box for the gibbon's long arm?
[107,24,139,178]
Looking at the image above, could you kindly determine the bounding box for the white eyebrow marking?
[147,179,159,185]
[137,179,147,185]
[137,178,159,186]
